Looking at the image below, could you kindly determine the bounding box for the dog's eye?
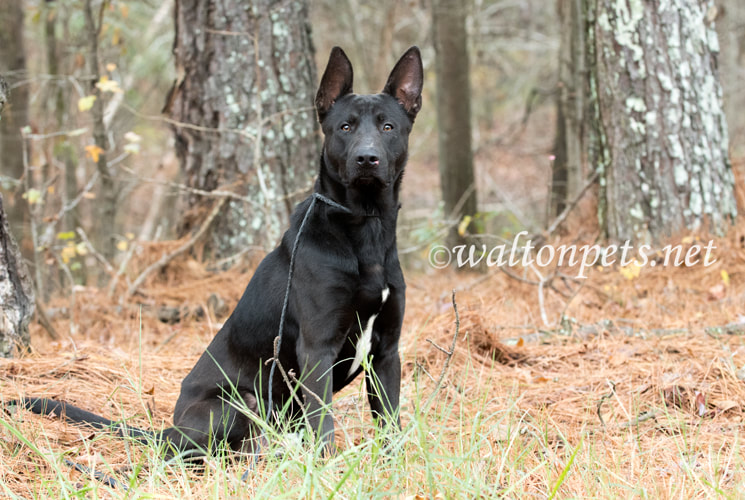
[383,123,394,132]
[341,123,351,132]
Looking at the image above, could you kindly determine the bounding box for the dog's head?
[315,46,423,200]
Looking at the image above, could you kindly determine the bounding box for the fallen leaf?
[708,283,726,301]
[695,392,707,417]
[619,260,642,280]
[721,270,730,286]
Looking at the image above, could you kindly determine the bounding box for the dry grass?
[2,209,745,497]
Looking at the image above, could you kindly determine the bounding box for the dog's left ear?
[382,46,423,119]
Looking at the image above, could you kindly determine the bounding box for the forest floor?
[2,160,745,498]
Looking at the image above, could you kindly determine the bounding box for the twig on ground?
[415,362,437,383]
[596,380,616,428]
[423,290,460,412]
[618,410,657,428]
[126,198,226,298]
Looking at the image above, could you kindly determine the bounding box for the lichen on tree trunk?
[169,0,318,259]
[587,0,736,243]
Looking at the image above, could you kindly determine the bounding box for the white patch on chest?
[348,287,389,377]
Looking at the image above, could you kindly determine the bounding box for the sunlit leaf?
[123,143,141,155]
[457,215,472,237]
[77,95,97,112]
[56,231,76,241]
[84,144,104,162]
[95,75,123,94]
[75,242,88,256]
[60,245,77,264]
[22,189,43,205]
[124,131,142,143]
[112,28,121,46]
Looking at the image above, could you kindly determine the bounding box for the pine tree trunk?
[0,1,29,244]
[0,191,34,357]
[586,0,736,242]
[83,0,116,265]
[552,0,586,217]
[432,0,477,248]
[169,0,318,259]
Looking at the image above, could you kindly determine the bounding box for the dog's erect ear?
[382,46,423,119]
[315,47,354,122]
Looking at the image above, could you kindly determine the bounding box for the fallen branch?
[126,198,226,298]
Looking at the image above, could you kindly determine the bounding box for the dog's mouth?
[350,174,388,188]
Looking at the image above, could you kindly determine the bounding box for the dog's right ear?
[315,47,354,122]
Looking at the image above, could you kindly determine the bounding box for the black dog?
[13,46,423,458]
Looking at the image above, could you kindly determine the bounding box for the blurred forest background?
[0,0,744,347]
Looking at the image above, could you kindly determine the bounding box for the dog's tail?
[7,397,156,443]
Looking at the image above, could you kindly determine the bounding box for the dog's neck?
[315,155,401,220]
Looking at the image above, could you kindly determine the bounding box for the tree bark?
[552,0,586,217]
[0,155,34,356]
[169,0,319,259]
[587,0,736,243]
[715,0,745,146]
[432,0,477,248]
[0,1,29,244]
[83,0,116,265]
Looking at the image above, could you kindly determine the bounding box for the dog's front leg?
[296,336,337,455]
[366,345,401,429]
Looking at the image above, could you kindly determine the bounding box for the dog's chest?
[347,286,390,377]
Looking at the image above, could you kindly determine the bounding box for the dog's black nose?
[356,152,380,167]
